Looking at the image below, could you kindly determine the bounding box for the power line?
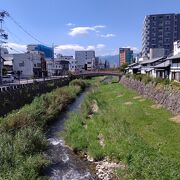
[9,15,47,45]
[4,25,24,43]
[3,44,26,53]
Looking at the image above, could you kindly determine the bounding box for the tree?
[119,63,128,72]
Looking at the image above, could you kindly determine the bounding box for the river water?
[42,90,97,180]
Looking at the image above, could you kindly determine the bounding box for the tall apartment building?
[142,13,180,57]
[119,48,133,65]
[75,50,95,69]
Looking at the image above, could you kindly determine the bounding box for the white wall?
[13,52,41,78]
[68,59,77,72]
[174,41,180,55]
[13,54,33,78]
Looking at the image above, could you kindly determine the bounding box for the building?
[173,40,180,55]
[55,54,77,72]
[75,50,95,70]
[168,54,180,81]
[56,54,73,60]
[142,13,180,57]
[149,48,165,59]
[12,51,45,78]
[68,58,77,72]
[27,44,54,59]
[141,57,166,77]
[119,48,133,65]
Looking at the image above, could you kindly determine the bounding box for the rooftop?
[154,60,170,68]
[141,57,165,65]
[168,54,180,60]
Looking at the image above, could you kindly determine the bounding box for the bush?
[0,81,86,179]
[69,79,86,90]
[127,74,172,86]
[154,78,170,85]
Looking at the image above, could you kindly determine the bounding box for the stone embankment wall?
[0,77,70,117]
[120,76,180,115]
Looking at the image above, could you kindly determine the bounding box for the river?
[42,89,97,180]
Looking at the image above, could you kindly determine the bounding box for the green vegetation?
[0,79,86,179]
[125,73,180,88]
[119,63,128,72]
[63,78,180,179]
[69,79,86,90]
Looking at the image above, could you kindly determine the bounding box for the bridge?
[0,71,122,92]
[72,71,122,80]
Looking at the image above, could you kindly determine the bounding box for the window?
[165,27,170,31]
[165,21,170,25]
[165,44,170,48]
[19,61,24,67]
[166,15,170,20]
[152,32,156,37]
[165,38,170,42]
[165,32,170,36]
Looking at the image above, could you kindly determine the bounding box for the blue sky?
[1,0,180,56]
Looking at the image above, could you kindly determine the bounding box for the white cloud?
[96,44,106,49]
[55,44,85,51]
[86,45,95,50]
[68,25,106,36]
[4,42,27,53]
[66,22,75,26]
[100,33,116,38]
[3,42,118,57]
[124,46,139,53]
[54,43,106,56]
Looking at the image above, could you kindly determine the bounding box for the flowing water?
[42,89,97,180]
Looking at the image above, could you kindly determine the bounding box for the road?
[0,76,68,89]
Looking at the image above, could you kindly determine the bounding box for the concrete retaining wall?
[120,76,180,114]
[0,77,71,117]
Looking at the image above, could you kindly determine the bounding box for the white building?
[12,51,43,78]
[68,58,77,72]
[75,51,95,70]
[55,55,77,72]
[46,60,62,76]
[173,40,180,56]
[56,54,73,60]
[168,54,180,81]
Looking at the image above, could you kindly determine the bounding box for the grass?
[63,77,180,179]
[0,79,87,179]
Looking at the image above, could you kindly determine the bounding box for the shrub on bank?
[69,79,87,90]
[125,73,177,86]
[0,79,87,179]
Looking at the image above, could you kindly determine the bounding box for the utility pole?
[0,11,9,85]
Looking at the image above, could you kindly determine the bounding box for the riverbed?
[42,89,97,180]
